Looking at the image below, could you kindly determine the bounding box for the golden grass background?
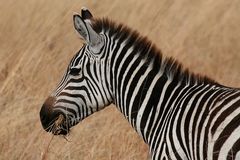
[0,0,240,159]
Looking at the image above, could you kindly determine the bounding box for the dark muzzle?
[40,97,69,135]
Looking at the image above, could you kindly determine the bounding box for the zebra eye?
[69,67,81,76]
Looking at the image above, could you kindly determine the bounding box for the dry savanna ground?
[0,0,240,159]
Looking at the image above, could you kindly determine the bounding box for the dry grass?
[0,0,239,159]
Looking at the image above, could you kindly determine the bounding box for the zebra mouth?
[52,126,69,135]
[51,114,70,135]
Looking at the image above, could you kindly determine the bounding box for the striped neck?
[93,17,217,138]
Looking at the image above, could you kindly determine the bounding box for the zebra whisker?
[44,122,55,132]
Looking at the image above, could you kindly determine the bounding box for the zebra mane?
[92,18,217,85]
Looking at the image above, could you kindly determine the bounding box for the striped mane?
[92,18,217,85]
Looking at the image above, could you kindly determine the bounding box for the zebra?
[40,7,240,160]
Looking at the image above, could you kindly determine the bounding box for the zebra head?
[40,8,113,135]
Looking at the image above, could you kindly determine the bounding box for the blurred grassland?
[0,0,239,159]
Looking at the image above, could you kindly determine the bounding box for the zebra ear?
[73,14,103,54]
[81,7,93,20]
[73,14,90,42]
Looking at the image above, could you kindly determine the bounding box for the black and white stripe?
[42,8,240,160]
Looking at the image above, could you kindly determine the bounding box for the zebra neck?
[109,38,216,143]
[109,40,167,127]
